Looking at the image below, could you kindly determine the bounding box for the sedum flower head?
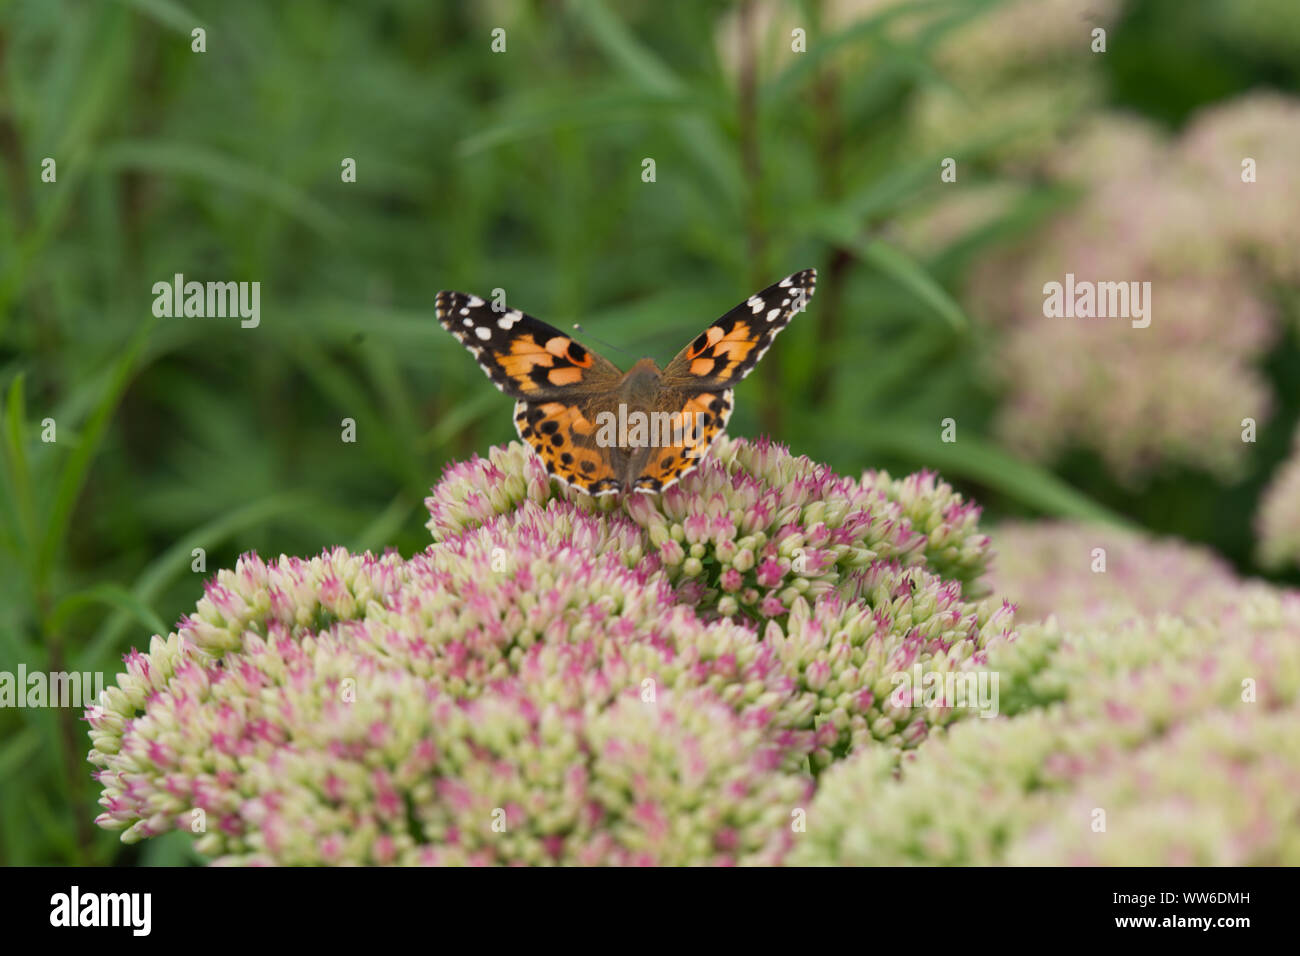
[794,580,1300,865]
[910,0,1122,170]
[88,507,815,864]
[93,443,1300,866]
[987,520,1248,629]
[426,436,996,623]
[1178,92,1300,285]
[969,103,1285,484]
[90,438,1012,864]
[766,566,1015,768]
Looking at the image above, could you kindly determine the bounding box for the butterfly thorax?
[599,358,664,490]
[616,358,663,402]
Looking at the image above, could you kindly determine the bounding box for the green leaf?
[27,790,79,862]
[50,583,168,638]
[114,0,207,33]
[284,338,412,486]
[350,493,418,555]
[821,229,970,332]
[765,0,979,103]
[566,0,741,209]
[37,329,148,591]
[96,141,341,238]
[829,328,954,412]
[81,493,323,669]
[2,375,38,560]
[138,829,203,867]
[566,0,686,95]
[0,727,42,780]
[848,423,1132,526]
[459,89,702,156]
[419,390,500,452]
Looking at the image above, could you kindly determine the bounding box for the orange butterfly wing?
[660,269,816,391]
[436,290,624,495]
[513,399,622,496]
[629,270,815,492]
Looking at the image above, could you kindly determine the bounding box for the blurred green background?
[2,0,1298,864]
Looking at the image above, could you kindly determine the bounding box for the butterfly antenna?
[572,323,633,358]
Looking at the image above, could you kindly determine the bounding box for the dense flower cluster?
[795,525,1300,865]
[89,450,1300,865]
[89,507,814,864]
[427,436,996,618]
[912,0,1123,169]
[967,97,1299,483]
[89,438,1007,864]
[987,520,1249,628]
[772,567,1015,768]
[1178,94,1300,285]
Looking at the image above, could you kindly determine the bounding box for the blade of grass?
[0,727,42,780]
[820,227,970,332]
[37,323,151,592]
[847,422,1132,526]
[566,0,741,210]
[764,0,985,102]
[96,140,341,238]
[419,389,500,453]
[27,790,80,862]
[50,583,168,638]
[2,375,38,561]
[459,89,702,156]
[350,493,418,555]
[81,492,322,669]
[114,0,207,33]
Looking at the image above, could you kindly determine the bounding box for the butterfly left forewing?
[632,269,814,493]
[659,269,816,392]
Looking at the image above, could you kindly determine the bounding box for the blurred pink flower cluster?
[913,0,1124,168]
[987,519,1250,628]
[969,94,1300,484]
[1257,424,1300,571]
[797,519,1300,865]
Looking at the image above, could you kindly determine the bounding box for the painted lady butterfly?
[436,269,816,496]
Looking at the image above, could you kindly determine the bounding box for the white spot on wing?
[475,326,492,341]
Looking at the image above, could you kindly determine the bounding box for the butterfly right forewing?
[435,290,622,400]
[437,289,626,495]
